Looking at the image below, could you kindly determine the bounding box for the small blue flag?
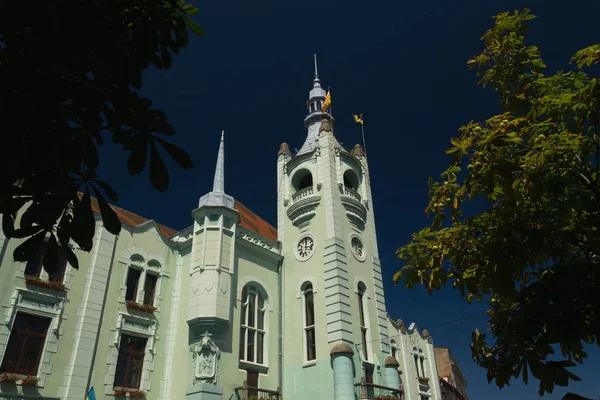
[86,387,96,400]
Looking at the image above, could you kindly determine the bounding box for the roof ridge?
[76,192,277,241]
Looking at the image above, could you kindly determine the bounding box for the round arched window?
[343,169,360,191]
[292,169,313,193]
[295,234,316,261]
[350,235,366,261]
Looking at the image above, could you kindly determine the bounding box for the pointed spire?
[198,131,234,209]
[314,54,319,79]
[212,130,225,193]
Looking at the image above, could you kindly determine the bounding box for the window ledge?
[302,360,317,368]
[238,360,268,374]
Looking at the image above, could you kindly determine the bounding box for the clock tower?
[278,57,391,400]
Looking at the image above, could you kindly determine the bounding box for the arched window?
[292,169,313,193]
[343,169,360,191]
[239,285,266,364]
[414,353,420,377]
[357,282,369,361]
[302,283,316,361]
[414,348,426,378]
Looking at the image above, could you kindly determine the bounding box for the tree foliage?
[0,0,201,274]
[394,9,600,396]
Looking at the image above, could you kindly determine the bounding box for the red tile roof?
[234,200,278,241]
[83,193,277,241]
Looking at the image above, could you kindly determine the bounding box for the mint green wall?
[0,213,95,399]
[87,225,176,399]
[215,245,281,399]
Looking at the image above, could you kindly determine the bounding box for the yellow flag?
[353,114,364,125]
[322,90,331,112]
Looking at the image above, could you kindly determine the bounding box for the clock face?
[296,235,315,261]
[351,236,366,261]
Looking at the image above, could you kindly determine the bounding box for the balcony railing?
[292,186,314,202]
[235,381,282,400]
[354,378,403,400]
[342,186,362,202]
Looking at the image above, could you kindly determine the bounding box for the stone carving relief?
[190,331,221,385]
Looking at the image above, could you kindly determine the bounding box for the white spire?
[212,130,225,193]
[198,131,234,209]
[298,56,344,155]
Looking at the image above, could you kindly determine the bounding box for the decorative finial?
[278,142,291,157]
[314,54,319,79]
[352,144,365,157]
[212,131,225,193]
[319,118,332,133]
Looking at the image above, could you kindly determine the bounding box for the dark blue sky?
[98,0,600,398]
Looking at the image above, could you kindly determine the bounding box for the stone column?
[384,356,401,391]
[330,343,355,400]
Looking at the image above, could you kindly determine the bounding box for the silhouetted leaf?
[93,188,121,235]
[91,180,119,201]
[12,224,45,239]
[71,190,95,251]
[42,234,60,275]
[127,137,148,176]
[64,245,79,270]
[149,140,169,192]
[150,120,175,135]
[13,230,46,263]
[155,137,194,170]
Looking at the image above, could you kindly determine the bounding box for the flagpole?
[360,113,366,157]
[328,86,332,118]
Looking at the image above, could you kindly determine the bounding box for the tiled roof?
[234,200,278,241]
[85,195,179,238]
[82,193,278,241]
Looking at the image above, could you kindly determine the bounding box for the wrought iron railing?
[235,381,282,400]
[354,378,403,400]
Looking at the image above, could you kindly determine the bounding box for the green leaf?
[182,16,204,35]
[155,137,194,170]
[182,4,199,15]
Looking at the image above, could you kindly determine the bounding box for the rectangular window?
[114,334,147,389]
[0,313,51,375]
[142,274,157,306]
[125,268,142,302]
[24,244,68,281]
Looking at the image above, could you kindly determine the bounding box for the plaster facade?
[0,64,461,400]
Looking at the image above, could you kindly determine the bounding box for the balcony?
[286,186,321,226]
[235,381,282,400]
[340,185,367,227]
[292,186,314,202]
[342,186,362,202]
[354,378,403,400]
